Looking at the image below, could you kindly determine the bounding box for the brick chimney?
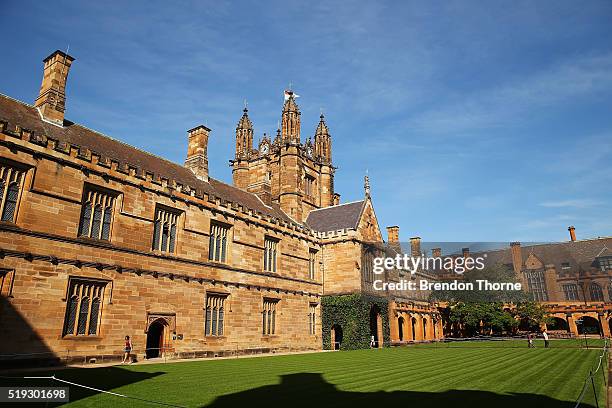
[185,125,210,181]
[568,226,576,242]
[34,50,75,126]
[387,226,399,243]
[510,242,522,274]
[410,236,421,257]
[332,193,340,206]
[432,248,442,257]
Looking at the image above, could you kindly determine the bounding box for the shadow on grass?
[205,373,589,408]
[0,366,164,406]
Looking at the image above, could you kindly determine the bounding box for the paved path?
[0,348,334,374]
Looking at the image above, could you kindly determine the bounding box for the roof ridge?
[307,199,365,213]
[0,93,197,176]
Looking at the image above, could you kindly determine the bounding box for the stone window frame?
[208,221,231,263]
[263,236,279,273]
[525,270,548,301]
[152,204,182,254]
[589,281,604,302]
[308,302,318,335]
[204,291,229,337]
[77,183,119,241]
[308,249,317,280]
[262,297,279,336]
[304,174,315,198]
[62,277,110,338]
[562,283,579,301]
[0,268,16,297]
[0,160,28,224]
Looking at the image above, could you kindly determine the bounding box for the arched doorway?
[577,316,601,335]
[423,318,428,340]
[548,317,569,332]
[146,319,168,358]
[398,316,405,341]
[331,324,343,350]
[369,305,383,348]
[411,317,417,341]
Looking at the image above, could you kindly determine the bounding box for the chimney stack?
[34,50,75,126]
[462,247,470,258]
[432,248,442,258]
[410,236,421,257]
[510,242,522,274]
[332,193,340,206]
[387,226,399,243]
[185,125,211,181]
[568,226,576,242]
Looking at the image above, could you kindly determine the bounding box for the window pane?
[169,224,176,252]
[101,209,112,240]
[91,206,102,238]
[88,298,100,335]
[208,233,215,260]
[218,308,224,336]
[63,296,78,336]
[205,307,211,336]
[79,203,92,237]
[153,220,161,250]
[1,183,19,222]
[212,307,218,335]
[77,297,90,335]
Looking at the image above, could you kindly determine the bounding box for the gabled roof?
[305,200,365,232]
[479,237,612,272]
[0,94,294,224]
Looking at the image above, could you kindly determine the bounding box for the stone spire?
[314,113,332,163]
[281,91,301,144]
[235,107,253,159]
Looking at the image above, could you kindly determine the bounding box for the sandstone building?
[0,51,441,366]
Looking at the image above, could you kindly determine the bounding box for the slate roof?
[0,94,294,224]
[479,238,612,273]
[305,200,365,232]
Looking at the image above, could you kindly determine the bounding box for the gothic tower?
[314,114,332,163]
[281,91,300,144]
[315,114,334,207]
[232,107,252,189]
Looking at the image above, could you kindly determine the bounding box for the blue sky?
[1,1,611,242]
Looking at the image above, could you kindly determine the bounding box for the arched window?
[0,165,25,223]
[79,188,116,240]
[62,279,107,337]
[590,282,604,301]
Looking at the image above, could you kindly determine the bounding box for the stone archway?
[369,305,383,348]
[398,316,405,341]
[577,316,601,335]
[548,316,569,332]
[411,317,417,341]
[331,324,343,350]
[146,318,169,358]
[422,317,428,340]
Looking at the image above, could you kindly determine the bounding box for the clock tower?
[230,91,335,221]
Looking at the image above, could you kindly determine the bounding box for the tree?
[515,301,551,331]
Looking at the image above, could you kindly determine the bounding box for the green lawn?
[2,342,607,408]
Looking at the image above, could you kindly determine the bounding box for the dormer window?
[598,256,612,272]
[561,262,571,270]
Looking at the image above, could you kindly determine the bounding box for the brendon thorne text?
[373,279,523,292]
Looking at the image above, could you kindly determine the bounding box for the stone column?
[599,313,610,338]
[567,314,578,337]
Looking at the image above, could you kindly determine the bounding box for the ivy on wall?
[321,294,390,350]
